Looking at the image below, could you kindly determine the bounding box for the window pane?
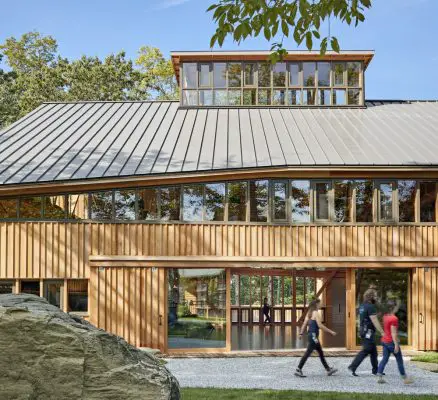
[205,183,225,221]
[199,63,211,87]
[284,276,292,305]
[420,182,436,222]
[199,90,213,106]
[318,89,331,105]
[244,63,255,86]
[348,89,361,105]
[315,182,330,220]
[334,180,353,222]
[333,62,345,85]
[213,63,227,87]
[258,63,271,87]
[333,89,346,105]
[347,62,360,86]
[273,62,286,86]
[356,180,373,222]
[318,62,330,86]
[273,276,283,306]
[249,180,268,222]
[160,187,181,221]
[44,281,63,308]
[67,194,88,219]
[258,89,271,105]
[0,198,17,218]
[182,63,197,89]
[272,89,286,105]
[228,90,242,106]
[90,191,113,220]
[138,188,159,220]
[44,196,66,219]
[398,180,416,222]
[228,181,247,221]
[214,90,227,106]
[228,63,242,87]
[288,89,302,105]
[21,281,40,296]
[182,90,197,106]
[303,62,316,86]
[273,181,287,220]
[231,274,239,306]
[291,180,310,222]
[250,275,261,306]
[239,275,250,305]
[379,183,393,221]
[0,281,14,294]
[183,185,203,221]
[243,89,256,105]
[114,190,136,220]
[302,89,315,105]
[289,62,300,86]
[68,280,88,312]
[19,197,42,218]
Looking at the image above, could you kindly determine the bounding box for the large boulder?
[0,294,180,400]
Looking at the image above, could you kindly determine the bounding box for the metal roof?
[0,100,438,186]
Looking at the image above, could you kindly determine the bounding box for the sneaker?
[294,368,305,378]
[327,367,338,376]
[377,375,386,384]
[348,366,359,377]
[403,376,414,385]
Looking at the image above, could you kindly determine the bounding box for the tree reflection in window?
[138,188,159,220]
[228,181,247,221]
[183,185,203,221]
[205,183,225,221]
[68,194,88,219]
[114,190,136,220]
[19,197,42,218]
[398,180,416,222]
[420,182,436,222]
[0,199,17,218]
[43,196,66,219]
[90,191,113,220]
[291,180,310,222]
[356,180,373,222]
[334,180,353,222]
[249,180,268,222]
[160,187,181,221]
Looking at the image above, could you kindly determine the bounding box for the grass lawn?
[181,389,436,400]
[411,352,438,364]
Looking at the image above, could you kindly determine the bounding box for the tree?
[0,55,19,127]
[208,0,372,61]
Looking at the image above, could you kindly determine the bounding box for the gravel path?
[165,356,438,395]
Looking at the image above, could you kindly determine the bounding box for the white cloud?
[156,0,193,9]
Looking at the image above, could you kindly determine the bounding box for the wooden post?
[226,268,231,351]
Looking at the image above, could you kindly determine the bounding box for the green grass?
[411,352,438,364]
[181,389,436,400]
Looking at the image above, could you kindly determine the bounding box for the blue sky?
[1,0,437,99]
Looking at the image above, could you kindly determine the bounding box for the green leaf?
[331,37,340,53]
[281,20,289,36]
[305,31,313,51]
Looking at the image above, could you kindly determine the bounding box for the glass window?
[68,194,88,219]
[244,63,256,86]
[20,280,40,296]
[0,281,14,294]
[182,90,197,106]
[315,182,330,220]
[183,185,203,221]
[356,180,373,222]
[273,63,286,86]
[205,183,225,221]
[114,190,136,220]
[347,62,361,86]
[68,280,88,312]
[90,191,113,220]
[258,89,271,105]
[43,196,66,219]
[228,63,242,87]
[138,188,159,220]
[19,197,42,219]
[420,181,436,222]
[199,63,211,87]
[213,63,227,87]
[228,90,242,106]
[272,89,286,105]
[318,62,330,86]
[160,187,181,221]
[333,89,346,105]
[303,62,316,86]
[199,90,213,106]
[398,180,416,222]
[318,89,331,106]
[273,181,287,220]
[228,181,247,221]
[249,180,268,222]
[333,62,345,85]
[288,89,302,105]
[243,89,257,105]
[291,180,310,223]
[0,198,17,218]
[289,62,300,86]
[334,180,353,223]
[258,63,271,87]
[348,89,361,105]
[231,274,239,306]
[295,277,304,305]
[379,182,394,221]
[250,275,261,306]
[44,281,63,308]
[182,63,197,89]
[168,268,226,349]
[273,276,283,306]
[214,90,227,106]
[302,89,315,105]
[239,275,250,305]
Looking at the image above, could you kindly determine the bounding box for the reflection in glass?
[138,188,158,220]
[19,197,42,219]
[228,90,242,106]
[284,276,293,305]
[251,275,261,306]
[420,181,436,222]
[289,62,300,86]
[44,281,63,308]
[243,89,257,105]
[296,277,304,305]
[333,62,345,85]
[0,281,14,294]
[273,63,286,86]
[273,181,287,220]
[291,180,310,222]
[244,63,255,86]
[199,90,213,106]
[90,191,113,220]
[379,183,393,221]
[0,199,17,218]
[273,276,283,306]
[305,278,316,306]
[213,63,227,88]
[315,182,330,220]
[228,181,247,221]
[258,89,271,105]
[43,196,66,219]
[398,180,416,222]
[182,63,197,88]
[348,89,361,105]
[160,187,181,221]
[183,185,203,221]
[214,90,227,106]
[249,180,268,222]
[318,89,331,105]
[334,180,353,222]
[231,274,239,306]
[68,280,88,312]
[318,62,330,86]
[302,89,315,105]
[167,268,227,349]
[68,194,88,219]
[288,90,302,105]
[303,62,316,86]
[239,275,250,305]
[258,63,271,87]
[199,63,211,87]
[333,89,346,105]
[272,89,287,105]
[205,183,225,221]
[347,62,361,86]
[228,63,242,87]
[21,281,40,296]
[114,190,136,220]
[356,180,373,222]
[182,90,197,106]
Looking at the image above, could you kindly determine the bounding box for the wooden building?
[0,50,437,353]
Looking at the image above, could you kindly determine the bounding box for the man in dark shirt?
[263,297,271,324]
[348,288,384,376]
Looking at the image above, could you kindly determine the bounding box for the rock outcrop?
[0,294,180,400]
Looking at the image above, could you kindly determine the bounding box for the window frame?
[377,180,396,222]
[312,180,333,222]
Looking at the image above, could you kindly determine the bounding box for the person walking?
[263,297,272,324]
[376,299,413,384]
[348,288,384,376]
[294,299,338,377]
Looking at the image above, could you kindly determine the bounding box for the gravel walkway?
[165,356,438,395]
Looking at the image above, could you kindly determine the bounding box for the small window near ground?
[90,191,113,220]
[68,280,88,312]
[44,281,63,308]
[138,188,159,220]
[249,180,268,222]
[398,180,416,222]
[0,199,17,219]
[420,182,436,222]
[291,180,310,223]
[228,181,247,221]
[21,281,40,296]
[0,281,14,294]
